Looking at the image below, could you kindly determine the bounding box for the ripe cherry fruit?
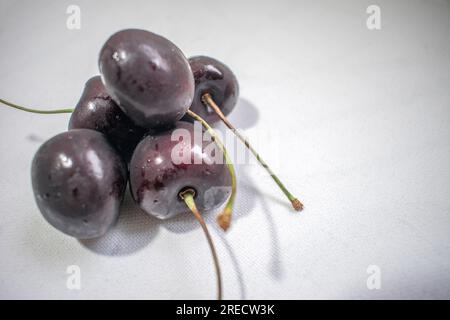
[69,76,148,161]
[31,129,127,239]
[182,56,239,124]
[99,29,195,129]
[129,121,232,219]
[129,121,235,299]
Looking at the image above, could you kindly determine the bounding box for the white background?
[0,0,449,299]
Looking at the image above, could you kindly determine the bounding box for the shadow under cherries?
[79,187,160,256]
[227,98,260,130]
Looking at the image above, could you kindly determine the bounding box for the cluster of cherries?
[0,29,302,299]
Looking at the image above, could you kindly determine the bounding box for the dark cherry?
[68,76,148,161]
[31,129,127,239]
[129,121,231,219]
[182,56,239,124]
[99,29,194,128]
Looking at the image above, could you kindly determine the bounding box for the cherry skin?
[31,129,127,239]
[182,56,239,124]
[129,121,231,219]
[99,29,195,129]
[68,76,148,161]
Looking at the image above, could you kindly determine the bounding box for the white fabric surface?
[0,0,449,299]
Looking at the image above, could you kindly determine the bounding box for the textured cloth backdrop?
[0,0,449,299]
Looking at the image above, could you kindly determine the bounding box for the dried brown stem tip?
[292,198,304,211]
[217,210,232,232]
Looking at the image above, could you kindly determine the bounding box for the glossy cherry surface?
[31,129,127,239]
[129,122,231,219]
[68,76,147,161]
[182,56,239,124]
[99,29,194,128]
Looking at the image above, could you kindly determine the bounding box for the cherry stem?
[202,93,303,211]
[0,98,74,114]
[180,189,223,300]
[187,109,237,231]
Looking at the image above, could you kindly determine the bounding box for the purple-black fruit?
[99,29,194,129]
[31,129,127,239]
[69,76,147,161]
[182,56,239,124]
[129,122,231,219]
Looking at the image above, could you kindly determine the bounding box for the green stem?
[186,109,237,231]
[180,189,223,300]
[0,98,73,114]
[202,93,303,211]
